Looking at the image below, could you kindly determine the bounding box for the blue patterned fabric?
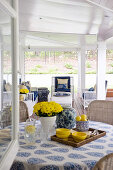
[56,108,76,129]
[57,84,67,89]
[6,120,113,170]
[55,76,70,92]
[38,88,49,102]
[64,162,82,170]
[76,121,89,131]
[31,91,38,101]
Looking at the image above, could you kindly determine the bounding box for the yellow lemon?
[25,125,36,134]
[76,116,81,121]
[81,114,87,121]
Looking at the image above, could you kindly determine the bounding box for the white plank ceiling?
[1,0,113,49]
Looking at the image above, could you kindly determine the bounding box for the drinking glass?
[24,118,37,144]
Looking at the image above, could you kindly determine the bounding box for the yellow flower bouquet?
[19,89,29,94]
[33,101,63,117]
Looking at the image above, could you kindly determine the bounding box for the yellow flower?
[19,89,29,94]
[33,101,63,117]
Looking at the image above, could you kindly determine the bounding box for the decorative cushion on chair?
[57,79,68,88]
[106,89,113,97]
[55,76,70,92]
[57,84,67,89]
[88,87,94,91]
[38,88,49,102]
[53,92,70,97]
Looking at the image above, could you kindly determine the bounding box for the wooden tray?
[51,128,106,147]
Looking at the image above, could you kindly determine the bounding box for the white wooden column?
[19,46,25,82]
[78,48,86,96]
[12,0,19,140]
[0,43,3,111]
[97,41,106,100]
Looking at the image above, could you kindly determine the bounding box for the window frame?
[0,0,19,169]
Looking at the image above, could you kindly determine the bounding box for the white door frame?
[0,0,19,169]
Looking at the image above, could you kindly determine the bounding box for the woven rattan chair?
[19,101,29,122]
[87,100,113,125]
[93,153,113,170]
[0,101,29,128]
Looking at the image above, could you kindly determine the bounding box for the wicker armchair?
[87,100,113,125]
[93,153,113,170]
[0,101,29,128]
[0,106,11,128]
[19,101,29,122]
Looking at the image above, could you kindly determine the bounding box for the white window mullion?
[0,0,19,169]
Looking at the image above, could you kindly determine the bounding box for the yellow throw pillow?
[57,79,68,88]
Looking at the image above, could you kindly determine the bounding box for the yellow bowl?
[56,128,70,136]
[72,131,87,142]
[56,133,70,139]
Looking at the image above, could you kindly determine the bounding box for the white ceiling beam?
[43,0,91,7]
[102,28,113,40]
[24,46,80,52]
[107,43,113,50]
[0,0,16,18]
[24,34,78,47]
[85,0,113,13]
[85,7,97,34]
[20,0,102,24]
[23,44,97,51]
[20,15,99,34]
[20,12,102,27]
[38,15,100,25]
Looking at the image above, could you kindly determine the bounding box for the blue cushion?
[31,91,38,101]
[88,87,94,91]
[57,84,67,89]
[55,76,70,92]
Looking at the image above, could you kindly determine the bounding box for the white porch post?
[0,42,3,111]
[97,41,106,100]
[78,48,86,96]
[19,46,25,82]
[12,0,19,140]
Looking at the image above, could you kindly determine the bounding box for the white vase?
[40,116,56,141]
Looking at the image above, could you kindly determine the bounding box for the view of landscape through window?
[24,50,113,74]
[3,50,113,90]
